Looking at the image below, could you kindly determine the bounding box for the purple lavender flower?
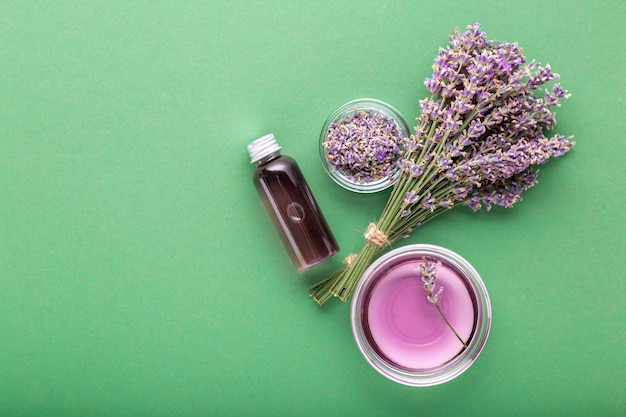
[442,115,463,136]
[439,197,455,209]
[436,155,453,170]
[527,63,558,90]
[401,137,422,155]
[398,158,424,177]
[457,134,472,148]
[465,168,540,211]
[420,194,437,211]
[547,134,575,157]
[467,119,486,138]
[465,195,483,212]
[450,100,473,115]
[453,185,472,199]
[446,143,463,158]
[552,83,571,99]
[544,91,560,107]
[403,190,420,205]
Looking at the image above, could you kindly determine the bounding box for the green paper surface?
[1,1,624,416]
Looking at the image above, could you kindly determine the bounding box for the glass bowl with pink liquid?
[351,244,492,386]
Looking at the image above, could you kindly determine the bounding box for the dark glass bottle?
[248,134,339,271]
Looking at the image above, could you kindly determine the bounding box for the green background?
[1,1,624,416]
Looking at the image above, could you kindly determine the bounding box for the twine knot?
[343,254,358,266]
[364,223,388,247]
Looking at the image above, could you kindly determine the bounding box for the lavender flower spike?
[418,260,443,303]
[417,260,466,347]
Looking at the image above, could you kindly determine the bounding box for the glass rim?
[318,98,410,193]
[350,244,492,386]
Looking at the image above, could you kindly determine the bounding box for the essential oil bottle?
[248,134,339,271]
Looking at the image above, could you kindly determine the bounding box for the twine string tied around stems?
[343,253,358,266]
[364,222,389,247]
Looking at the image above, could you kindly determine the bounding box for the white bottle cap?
[247,133,281,164]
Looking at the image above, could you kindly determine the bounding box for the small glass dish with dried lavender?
[319,98,410,193]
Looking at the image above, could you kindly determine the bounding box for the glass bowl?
[319,98,410,193]
[351,244,492,386]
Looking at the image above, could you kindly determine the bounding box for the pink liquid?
[364,259,476,369]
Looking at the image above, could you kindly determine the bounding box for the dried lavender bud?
[323,109,403,184]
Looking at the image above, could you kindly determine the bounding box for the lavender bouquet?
[310,23,575,304]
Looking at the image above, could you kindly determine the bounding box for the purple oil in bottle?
[249,134,339,271]
[362,258,476,369]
